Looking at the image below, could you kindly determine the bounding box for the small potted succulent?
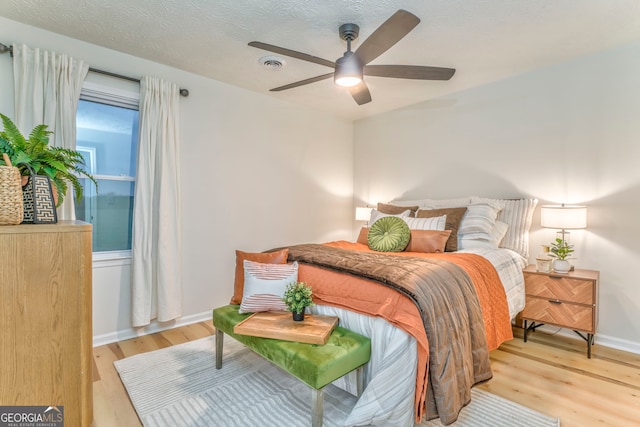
[548,238,574,273]
[282,281,314,321]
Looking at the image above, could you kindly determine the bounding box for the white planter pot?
[553,259,571,274]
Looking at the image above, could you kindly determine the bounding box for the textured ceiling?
[1,1,640,120]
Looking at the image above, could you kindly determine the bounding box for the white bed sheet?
[311,247,526,426]
[311,304,417,426]
[458,247,527,320]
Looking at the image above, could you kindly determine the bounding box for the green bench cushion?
[213,304,371,389]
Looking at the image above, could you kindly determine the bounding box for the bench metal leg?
[311,387,323,427]
[356,365,364,396]
[215,328,223,369]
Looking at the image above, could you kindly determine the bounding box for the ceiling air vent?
[259,55,285,70]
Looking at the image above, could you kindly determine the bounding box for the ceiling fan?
[248,9,455,105]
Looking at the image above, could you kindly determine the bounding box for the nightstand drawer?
[522,265,600,358]
[524,273,594,305]
[522,295,594,332]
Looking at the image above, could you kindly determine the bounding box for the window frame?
[77,81,140,262]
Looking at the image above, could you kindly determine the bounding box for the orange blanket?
[297,241,513,423]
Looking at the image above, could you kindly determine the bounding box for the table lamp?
[540,204,587,272]
[355,207,372,225]
[540,204,587,242]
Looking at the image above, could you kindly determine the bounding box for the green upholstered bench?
[213,305,371,427]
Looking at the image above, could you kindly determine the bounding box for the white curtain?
[131,76,182,327]
[12,43,89,220]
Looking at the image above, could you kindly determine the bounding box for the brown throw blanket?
[286,244,492,425]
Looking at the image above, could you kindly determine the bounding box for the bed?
[234,196,536,426]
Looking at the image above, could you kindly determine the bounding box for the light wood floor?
[92,322,640,426]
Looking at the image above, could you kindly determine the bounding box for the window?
[75,83,139,255]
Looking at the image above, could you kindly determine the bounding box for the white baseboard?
[94,311,640,356]
[596,334,640,355]
[533,325,640,355]
[92,310,213,347]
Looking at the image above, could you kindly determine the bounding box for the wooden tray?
[234,311,339,345]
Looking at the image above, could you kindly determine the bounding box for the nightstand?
[521,265,599,358]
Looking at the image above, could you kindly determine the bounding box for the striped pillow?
[239,260,298,314]
[459,220,509,250]
[403,215,447,231]
[458,199,505,240]
[467,197,538,258]
[496,198,538,258]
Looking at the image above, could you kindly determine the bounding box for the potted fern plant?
[0,113,96,207]
[282,281,314,321]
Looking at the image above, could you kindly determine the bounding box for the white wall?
[4,14,639,352]
[354,40,640,352]
[0,17,354,345]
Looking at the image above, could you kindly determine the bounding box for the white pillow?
[403,215,447,231]
[459,220,509,250]
[420,197,474,209]
[392,196,503,241]
[465,197,538,257]
[496,198,538,258]
[391,197,473,209]
[368,209,411,226]
[391,196,537,257]
[239,260,298,313]
[458,199,505,240]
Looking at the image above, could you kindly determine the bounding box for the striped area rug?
[114,336,560,427]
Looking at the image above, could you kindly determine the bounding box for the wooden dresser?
[521,264,599,358]
[0,221,93,426]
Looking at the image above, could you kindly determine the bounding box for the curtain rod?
[0,43,189,97]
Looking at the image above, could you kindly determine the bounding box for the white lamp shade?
[355,207,373,222]
[540,205,587,229]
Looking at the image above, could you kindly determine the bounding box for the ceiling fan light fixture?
[334,54,363,87]
[249,10,455,105]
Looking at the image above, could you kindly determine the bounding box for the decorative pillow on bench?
[231,249,289,304]
[239,260,298,314]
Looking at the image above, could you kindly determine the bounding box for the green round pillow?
[367,216,411,252]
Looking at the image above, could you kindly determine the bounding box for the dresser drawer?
[522,295,594,332]
[524,273,594,305]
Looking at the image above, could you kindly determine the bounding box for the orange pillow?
[356,227,369,245]
[404,230,452,253]
[231,249,289,304]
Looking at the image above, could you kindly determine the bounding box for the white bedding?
[458,247,527,320]
[310,247,526,426]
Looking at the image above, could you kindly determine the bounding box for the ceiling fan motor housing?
[339,23,360,42]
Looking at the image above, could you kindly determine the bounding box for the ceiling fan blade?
[269,73,334,91]
[364,65,456,80]
[354,10,420,65]
[249,41,336,69]
[348,82,372,105]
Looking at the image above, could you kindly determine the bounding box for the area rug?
[114,336,560,427]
